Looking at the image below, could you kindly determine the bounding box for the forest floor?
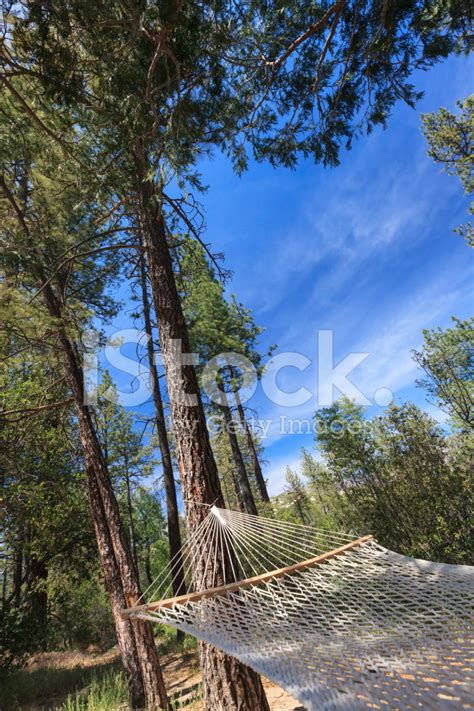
[2,643,304,710]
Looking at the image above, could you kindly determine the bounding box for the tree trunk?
[139,251,186,599]
[73,367,169,711]
[144,539,153,588]
[2,567,7,603]
[40,279,169,710]
[234,390,270,503]
[134,148,269,711]
[12,534,23,606]
[295,498,308,525]
[220,392,258,516]
[26,554,48,645]
[228,467,246,513]
[124,459,139,574]
[200,643,270,711]
[86,469,147,707]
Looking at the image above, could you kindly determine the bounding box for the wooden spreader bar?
[121,534,373,620]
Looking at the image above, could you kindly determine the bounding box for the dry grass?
[1,644,303,710]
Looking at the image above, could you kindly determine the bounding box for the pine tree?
[422,96,473,246]
[178,240,272,508]
[284,467,312,524]
[0,89,168,707]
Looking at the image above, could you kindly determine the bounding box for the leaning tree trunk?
[2,166,169,708]
[40,279,169,710]
[139,251,186,599]
[220,390,258,516]
[134,148,269,711]
[86,470,147,707]
[124,459,139,574]
[234,389,270,503]
[70,353,169,711]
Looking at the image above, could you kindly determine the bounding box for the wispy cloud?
[209,57,473,495]
[251,259,471,459]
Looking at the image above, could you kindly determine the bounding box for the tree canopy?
[422,94,474,245]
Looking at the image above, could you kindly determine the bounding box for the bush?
[0,603,40,673]
[47,572,115,650]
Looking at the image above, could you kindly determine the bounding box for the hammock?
[122,507,474,709]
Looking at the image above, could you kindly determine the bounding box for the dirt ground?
[26,647,305,710]
[160,650,304,710]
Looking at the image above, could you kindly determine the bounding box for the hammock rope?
[122,507,474,710]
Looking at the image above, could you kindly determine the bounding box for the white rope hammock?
[122,507,474,709]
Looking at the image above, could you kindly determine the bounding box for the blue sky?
[102,54,473,497]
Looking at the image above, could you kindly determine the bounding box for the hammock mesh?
[125,507,474,710]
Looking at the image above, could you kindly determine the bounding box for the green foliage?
[228,0,472,170]
[47,572,115,651]
[134,488,170,591]
[0,364,102,662]
[284,467,312,524]
[412,317,474,429]
[422,95,474,246]
[94,372,158,484]
[178,238,271,374]
[7,0,470,197]
[0,604,40,673]
[300,448,345,529]
[315,398,473,563]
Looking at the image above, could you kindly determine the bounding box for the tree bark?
[144,539,153,588]
[3,165,168,708]
[85,471,146,707]
[124,458,139,574]
[12,534,23,606]
[234,390,270,503]
[220,391,258,516]
[229,468,246,513]
[139,251,186,599]
[40,279,169,710]
[134,148,269,711]
[25,554,48,644]
[200,643,270,711]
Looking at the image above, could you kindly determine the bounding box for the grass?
[59,669,130,711]
[59,669,204,711]
[156,628,198,656]
[1,633,202,710]
[2,663,204,710]
[1,659,122,710]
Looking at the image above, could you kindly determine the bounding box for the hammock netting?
[123,507,473,710]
